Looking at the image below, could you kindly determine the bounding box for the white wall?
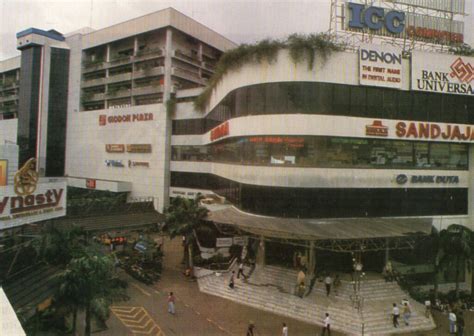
[65,104,168,211]
[0,119,17,144]
[0,144,18,185]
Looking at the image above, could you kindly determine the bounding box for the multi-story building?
[0,6,473,276]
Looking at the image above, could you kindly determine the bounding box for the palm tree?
[42,225,87,265]
[56,253,127,336]
[164,196,209,269]
[438,224,473,299]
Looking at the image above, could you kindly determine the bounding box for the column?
[256,236,266,267]
[308,241,316,276]
[468,145,474,227]
[385,238,390,264]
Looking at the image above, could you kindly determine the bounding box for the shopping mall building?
[1,4,473,272]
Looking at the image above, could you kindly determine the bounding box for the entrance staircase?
[197,264,435,335]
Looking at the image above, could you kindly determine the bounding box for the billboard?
[359,44,402,89]
[394,0,465,15]
[0,181,67,230]
[412,51,474,96]
[0,160,7,186]
[345,3,464,45]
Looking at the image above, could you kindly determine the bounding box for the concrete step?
[197,266,436,336]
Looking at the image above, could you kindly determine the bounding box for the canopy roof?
[207,206,432,241]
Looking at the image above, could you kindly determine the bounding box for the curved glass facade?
[172,82,474,135]
[172,135,468,170]
[170,172,467,218]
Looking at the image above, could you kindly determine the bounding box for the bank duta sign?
[0,158,66,230]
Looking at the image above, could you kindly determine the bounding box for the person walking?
[324,275,332,297]
[456,312,464,336]
[167,292,176,315]
[282,322,288,336]
[229,270,235,289]
[402,302,411,326]
[237,261,246,279]
[449,310,457,334]
[321,313,331,336]
[246,321,255,336]
[392,303,400,328]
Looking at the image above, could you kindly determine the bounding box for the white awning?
[0,288,26,336]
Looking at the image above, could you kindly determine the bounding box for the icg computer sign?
[348,3,405,34]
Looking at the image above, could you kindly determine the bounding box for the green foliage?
[42,226,87,265]
[163,196,209,240]
[194,33,344,112]
[55,253,128,336]
[450,43,474,56]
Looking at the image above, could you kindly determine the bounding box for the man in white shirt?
[281,322,288,336]
[392,303,400,328]
[324,275,332,296]
[322,313,331,336]
[449,310,456,334]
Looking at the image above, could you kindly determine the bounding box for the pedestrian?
[449,310,457,334]
[402,302,411,326]
[457,312,464,336]
[229,270,235,289]
[324,274,332,296]
[282,322,288,336]
[246,321,255,336]
[237,261,246,279]
[424,299,431,318]
[392,303,400,328]
[321,313,331,336]
[167,292,176,315]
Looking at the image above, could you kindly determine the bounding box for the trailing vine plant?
[194,33,344,112]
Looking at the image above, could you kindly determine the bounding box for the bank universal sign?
[0,181,67,230]
[412,51,474,96]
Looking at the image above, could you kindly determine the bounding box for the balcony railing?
[172,67,203,84]
[173,49,201,65]
[134,48,164,62]
[106,72,132,84]
[82,77,106,88]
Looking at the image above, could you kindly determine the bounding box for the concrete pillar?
[133,36,139,55]
[468,145,474,230]
[256,236,266,266]
[106,44,111,62]
[385,238,390,264]
[308,241,316,276]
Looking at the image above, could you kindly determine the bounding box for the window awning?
[207,206,432,242]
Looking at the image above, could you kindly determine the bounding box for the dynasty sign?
[0,181,67,230]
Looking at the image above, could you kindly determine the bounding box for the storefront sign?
[105,144,125,153]
[210,122,229,141]
[0,160,7,186]
[216,237,233,248]
[359,44,402,89]
[395,121,474,141]
[233,236,249,246]
[395,174,459,185]
[366,120,388,137]
[99,112,154,126]
[249,136,304,147]
[86,179,96,189]
[0,181,67,230]
[126,144,152,153]
[348,3,405,34]
[412,52,474,96]
[105,160,125,167]
[128,160,150,168]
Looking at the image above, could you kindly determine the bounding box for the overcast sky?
[1,0,473,60]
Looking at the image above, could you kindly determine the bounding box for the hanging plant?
[194,33,344,112]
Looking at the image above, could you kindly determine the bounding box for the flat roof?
[208,206,432,241]
[16,28,65,41]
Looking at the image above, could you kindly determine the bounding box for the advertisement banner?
[412,52,474,96]
[0,181,67,230]
[359,44,402,89]
[0,160,7,186]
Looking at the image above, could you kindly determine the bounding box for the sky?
[0,0,473,60]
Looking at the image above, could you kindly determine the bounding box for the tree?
[42,225,87,265]
[164,196,209,269]
[438,224,473,299]
[55,253,127,336]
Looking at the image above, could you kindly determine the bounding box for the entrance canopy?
[207,206,432,251]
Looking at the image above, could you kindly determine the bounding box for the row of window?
[172,82,474,135]
[170,172,467,218]
[172,136,469,170]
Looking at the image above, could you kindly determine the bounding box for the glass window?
[382,89,398,119]
[333,85,350,114]
[350,86,366,117]
[366,87,383,116]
